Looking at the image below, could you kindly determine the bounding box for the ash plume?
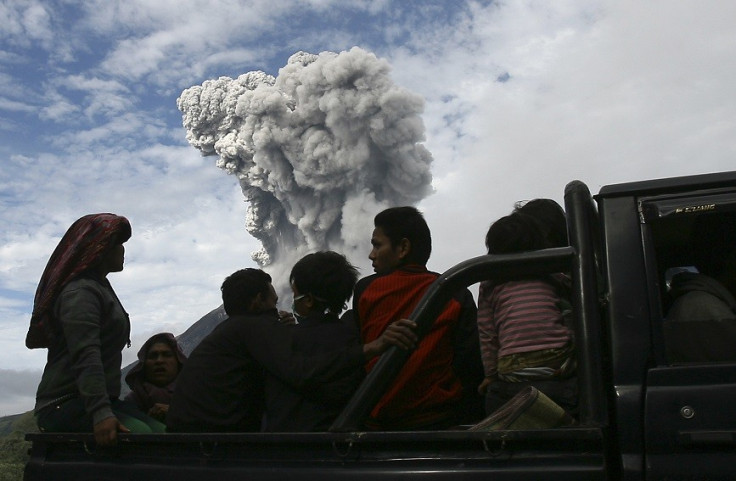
[177,47,433,289]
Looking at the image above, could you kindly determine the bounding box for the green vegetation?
[0,411,36,481]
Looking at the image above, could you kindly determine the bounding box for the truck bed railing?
[565,180,607,426]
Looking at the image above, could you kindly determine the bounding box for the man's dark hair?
[290,251,359,314]
[221,268,272,316]
[485,212,547,254]
[374,206,432,266]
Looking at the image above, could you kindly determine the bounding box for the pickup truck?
[24,170,736,480]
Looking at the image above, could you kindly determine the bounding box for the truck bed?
[25,427,607,481]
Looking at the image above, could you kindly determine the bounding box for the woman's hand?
[93,416,130,446]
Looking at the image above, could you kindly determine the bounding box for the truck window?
[643,199,736,365]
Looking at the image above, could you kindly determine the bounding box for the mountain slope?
[0,410,36,481]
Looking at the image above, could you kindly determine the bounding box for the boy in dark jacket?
[264,251,364,431]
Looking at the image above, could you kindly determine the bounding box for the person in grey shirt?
[29,214,164,446]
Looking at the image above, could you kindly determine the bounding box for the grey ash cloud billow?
[177,47,434,286]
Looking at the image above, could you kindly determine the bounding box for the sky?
[1,0,735,416]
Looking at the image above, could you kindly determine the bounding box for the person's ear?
[304,294,315,310]
[397,238,411,260]
[249,292,264,312]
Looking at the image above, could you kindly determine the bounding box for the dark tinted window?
[642,193,736,365]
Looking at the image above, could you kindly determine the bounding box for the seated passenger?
[478,204,577,416]
[666,213,736,363]
[124,333,187,423]
[263,251,364,431]
[167,268,416,432]
[353,206,483,430]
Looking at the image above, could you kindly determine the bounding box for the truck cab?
[599,171,736,480]
[25,171,736,480]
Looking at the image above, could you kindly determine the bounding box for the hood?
[125,332,187,388]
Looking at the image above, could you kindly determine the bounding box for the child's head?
[514,198,568,248]
[290,251,359,315]
[485,212,548,255]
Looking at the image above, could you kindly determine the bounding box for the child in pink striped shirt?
[477,200,577,416]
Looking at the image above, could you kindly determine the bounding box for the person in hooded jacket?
[124,333,187,422]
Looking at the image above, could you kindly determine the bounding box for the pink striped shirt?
[477,278,572,378]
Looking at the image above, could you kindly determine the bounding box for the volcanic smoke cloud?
[177,47,433,280]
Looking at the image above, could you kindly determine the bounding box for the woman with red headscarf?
[28,213,164,446]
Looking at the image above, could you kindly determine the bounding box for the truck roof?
[597,170,736,199]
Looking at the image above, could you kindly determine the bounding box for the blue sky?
[1,0,736,415]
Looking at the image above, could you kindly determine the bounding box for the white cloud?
[0,96,36,113]
[56,75,133,118]
[199,49,261,75]
[0,315,47,377]
[380,0,736,275]
[92,1,296,84]
[39,96,80,122]
[0,1,53,47]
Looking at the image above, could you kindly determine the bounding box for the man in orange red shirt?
[353,206,483,430]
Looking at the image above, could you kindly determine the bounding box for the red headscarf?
[25,213,132,349]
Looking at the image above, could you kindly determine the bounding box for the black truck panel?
[26,429,607,481]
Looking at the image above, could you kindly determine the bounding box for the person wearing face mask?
[263,251,365,432]
[167,267,416,433]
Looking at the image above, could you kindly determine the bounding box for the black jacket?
[167,309,364,432]
[263,312,365,432]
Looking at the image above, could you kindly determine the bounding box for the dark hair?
[485,212,547,254]
[221,268,272,316]
[691,212,736,277]
[514,198,568,248]
[290,251,359,314]
[374,206,432,266]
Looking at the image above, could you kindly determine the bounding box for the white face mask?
[291,294,307,324]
